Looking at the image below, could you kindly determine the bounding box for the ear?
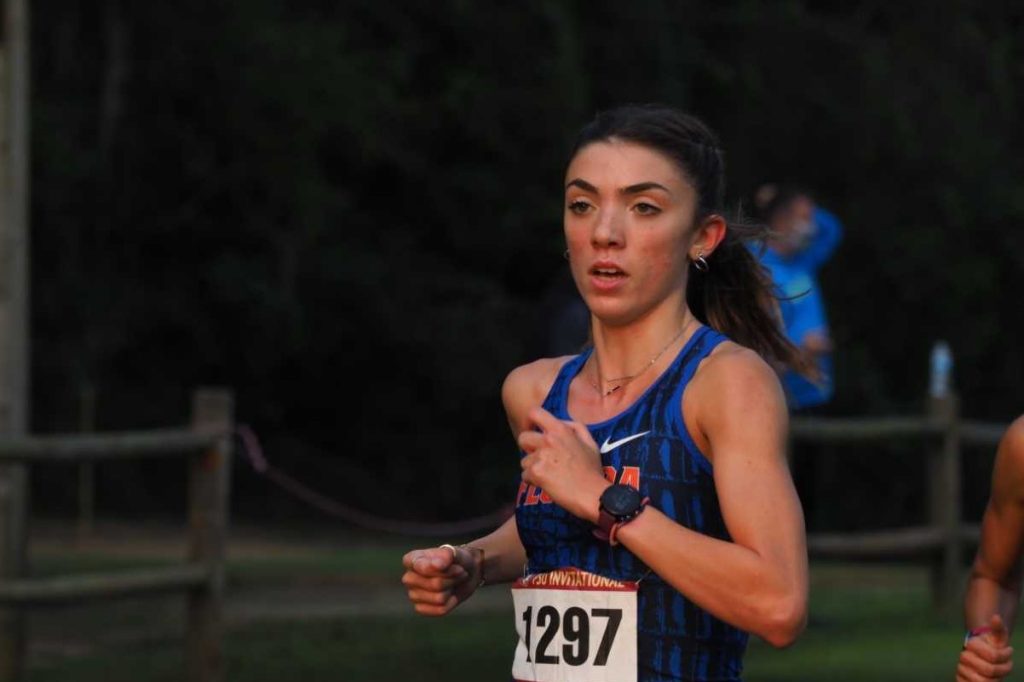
[689,214,727,260]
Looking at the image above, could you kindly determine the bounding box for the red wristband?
[963,626,993,648]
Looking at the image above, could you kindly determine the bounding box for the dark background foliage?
[27,0,1024,529]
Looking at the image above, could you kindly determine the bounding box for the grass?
[20,535,970,681]
[28,612,517,682]
[744,563,962,681]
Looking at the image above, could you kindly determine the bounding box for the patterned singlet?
[514,326,748,682]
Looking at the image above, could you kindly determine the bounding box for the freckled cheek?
[564,224,589,253]
[641,244,681,273]
[566,234,587,253]
[640,249,689,292]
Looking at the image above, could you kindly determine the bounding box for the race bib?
[511,567,638,682]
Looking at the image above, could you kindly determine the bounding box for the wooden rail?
[0,388,233,682]
[792,392,1006,611]
[0,564,210,604]
[960,420,1006,447]
[808,525,947,557]
[790,415,1000,447]
[790,416,943,441]
[0,429,213,462]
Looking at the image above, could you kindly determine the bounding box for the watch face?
[601,484,642,517]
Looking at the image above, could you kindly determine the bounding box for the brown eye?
[633,202,661,216]
[567,200,592,215]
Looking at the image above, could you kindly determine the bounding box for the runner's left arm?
[614,349,807,647]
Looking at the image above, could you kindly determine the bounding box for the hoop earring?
[563,249,570,261]
[692,252,709,273]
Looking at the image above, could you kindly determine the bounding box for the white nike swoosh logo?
[599,431,650,454]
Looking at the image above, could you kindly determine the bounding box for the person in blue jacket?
[752,184,842,411]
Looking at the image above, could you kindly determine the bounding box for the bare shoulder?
[1002,416,1024,454]
[992,415,1024,503]
[502,356,574,435]
[975,416,1024,578]
[690,340,786,410]
[684,340,788,451]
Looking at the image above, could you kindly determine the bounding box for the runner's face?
[564,139,699,326]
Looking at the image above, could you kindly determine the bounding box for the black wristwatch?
[596,484,647,543]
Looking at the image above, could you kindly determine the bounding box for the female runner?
[402,104,809,682]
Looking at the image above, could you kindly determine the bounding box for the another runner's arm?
[614,348,807,648]
[965,417,1024,631]
[956,418,1024,680]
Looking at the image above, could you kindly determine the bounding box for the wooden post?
[186,389,233,682]
[0,0,31,678]
[927,391,962,611]
[0,467,26,682]
[77,385,97,543]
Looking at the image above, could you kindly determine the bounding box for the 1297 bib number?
[521,605,622,666]
[511,568,638,682]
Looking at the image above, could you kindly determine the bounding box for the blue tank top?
[515,326,748,682]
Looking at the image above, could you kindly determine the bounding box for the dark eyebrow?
[565,178,598,193]
[564,178,672,197]
[621,182,671,196]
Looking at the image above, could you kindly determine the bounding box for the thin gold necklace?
[588,317,696,397]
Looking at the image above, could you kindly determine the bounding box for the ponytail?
[687,218,814,377]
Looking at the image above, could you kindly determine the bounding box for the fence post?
[77,384,97,544]
[927,391,962,611]
[0,464,27,682]
[187,388,233,682]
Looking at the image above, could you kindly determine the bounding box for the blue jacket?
[757,207,842,410]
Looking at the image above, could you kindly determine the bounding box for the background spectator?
[752,184,843,411]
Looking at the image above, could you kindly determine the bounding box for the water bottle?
[929,340,953,398]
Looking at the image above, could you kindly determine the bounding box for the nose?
[591,205,624,249]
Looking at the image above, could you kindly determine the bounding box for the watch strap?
[596,507,618,537]
[593,497,650,546]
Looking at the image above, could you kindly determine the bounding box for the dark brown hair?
[568,104,811,375]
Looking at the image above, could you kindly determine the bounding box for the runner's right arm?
[401,515,525,616]
[401,359,565,615]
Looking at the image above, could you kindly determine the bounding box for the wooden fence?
[0,382,1007,677]
[0,388,233,682]
[795,392,1005,610]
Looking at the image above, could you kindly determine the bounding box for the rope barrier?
[234,425,513,537]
